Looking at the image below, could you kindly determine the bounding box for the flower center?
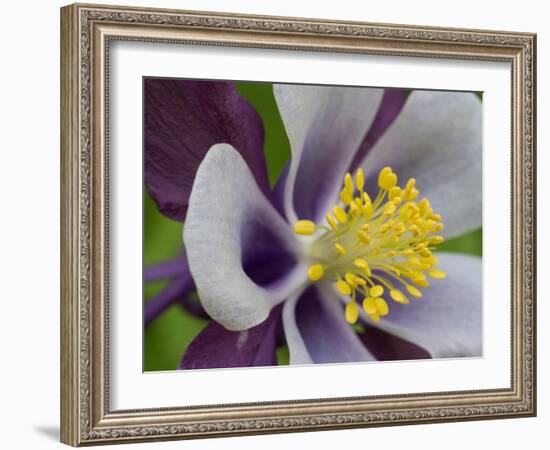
[293,166,446,325]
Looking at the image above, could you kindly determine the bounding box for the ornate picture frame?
[60,2,536,446]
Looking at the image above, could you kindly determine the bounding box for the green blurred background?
[143,83,482,372]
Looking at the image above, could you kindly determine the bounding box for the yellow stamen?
[357,230,370,245]
[295,167,446,326]
[369,312,381,323]
[356,168,365,192]
[428,269,447,279]
[333,206,348,224]
[378,167,398,190]
[375,297,389,316]
[369,285,384,298]
[336,279,352,296]
[326,214,338,231]
[335,243,347,255]
[340,189,353,205]
[308,264,324,281]
[406,285,423,298]
[389,186,401,201]
[345,272,358,287]
[293,220,316,235]
[390,289,409,304]
[345,302,359,324]
[363,297,377,315]
[344,172,354,194]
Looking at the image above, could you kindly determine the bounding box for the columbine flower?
[144,79,482,368]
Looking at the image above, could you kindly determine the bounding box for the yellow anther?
[363,264,372,277]
[379,223,390,233]
[408,188,419,200]
[362,191,371,205]
[431,213,442,222]
[368,313,380,323]
[353,257,371,276]
[345,272,358,287]
[326,214,338,231]
[349,201,359,215]
[344,172,354,194]
[369,285,384,298]
[378,167,397,190]
[428,269,447,279]
[308,264,324,281]
[335,243,347,255]
[422,255,438,265]
[419,247,432,258]
[412,278,430,288]
[393,223,406,235]
[362,297,377,315]
[355,276,367,286]
[389,186,401,201]
[407,271,426,282]
[333,206,348,224]
[378,167,391,183]
[428,236,445,245]
[390,289,409,304]
[345,302,359,325]
[357,230,370,245]
[418,198,430,212]
[375,297,389,316]
[409,225,420,236]
[382,173,397,190]
[293,220,316,235]
[336,279,352,296]
[407,256,422,266]
[383,202,396,216]
[362,202,373,217]
[340,189,353,205]
[406,285,422,298]
[406,178,416,191]
[356,168,365,191]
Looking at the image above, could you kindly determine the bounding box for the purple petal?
[369,252,482,358]
[293,285,375,364]
[357,325,430,361]
[144,78,270,222]
[179,306,282,369]
[348,88,408,173]
[144,275,194,327]
[143,256,187,283]
[273,84,383,223]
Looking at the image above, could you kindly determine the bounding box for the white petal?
[362,91,482,238]
[363,252,483,358]
[184,144,308,331]
[282,289,314,365]
[274,84,383,223]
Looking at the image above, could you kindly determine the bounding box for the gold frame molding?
[60,2,536,446]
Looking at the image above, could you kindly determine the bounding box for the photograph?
[57,3,536,445]
[143,79,483,371]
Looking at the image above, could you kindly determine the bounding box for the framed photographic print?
[60,3,536,446]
